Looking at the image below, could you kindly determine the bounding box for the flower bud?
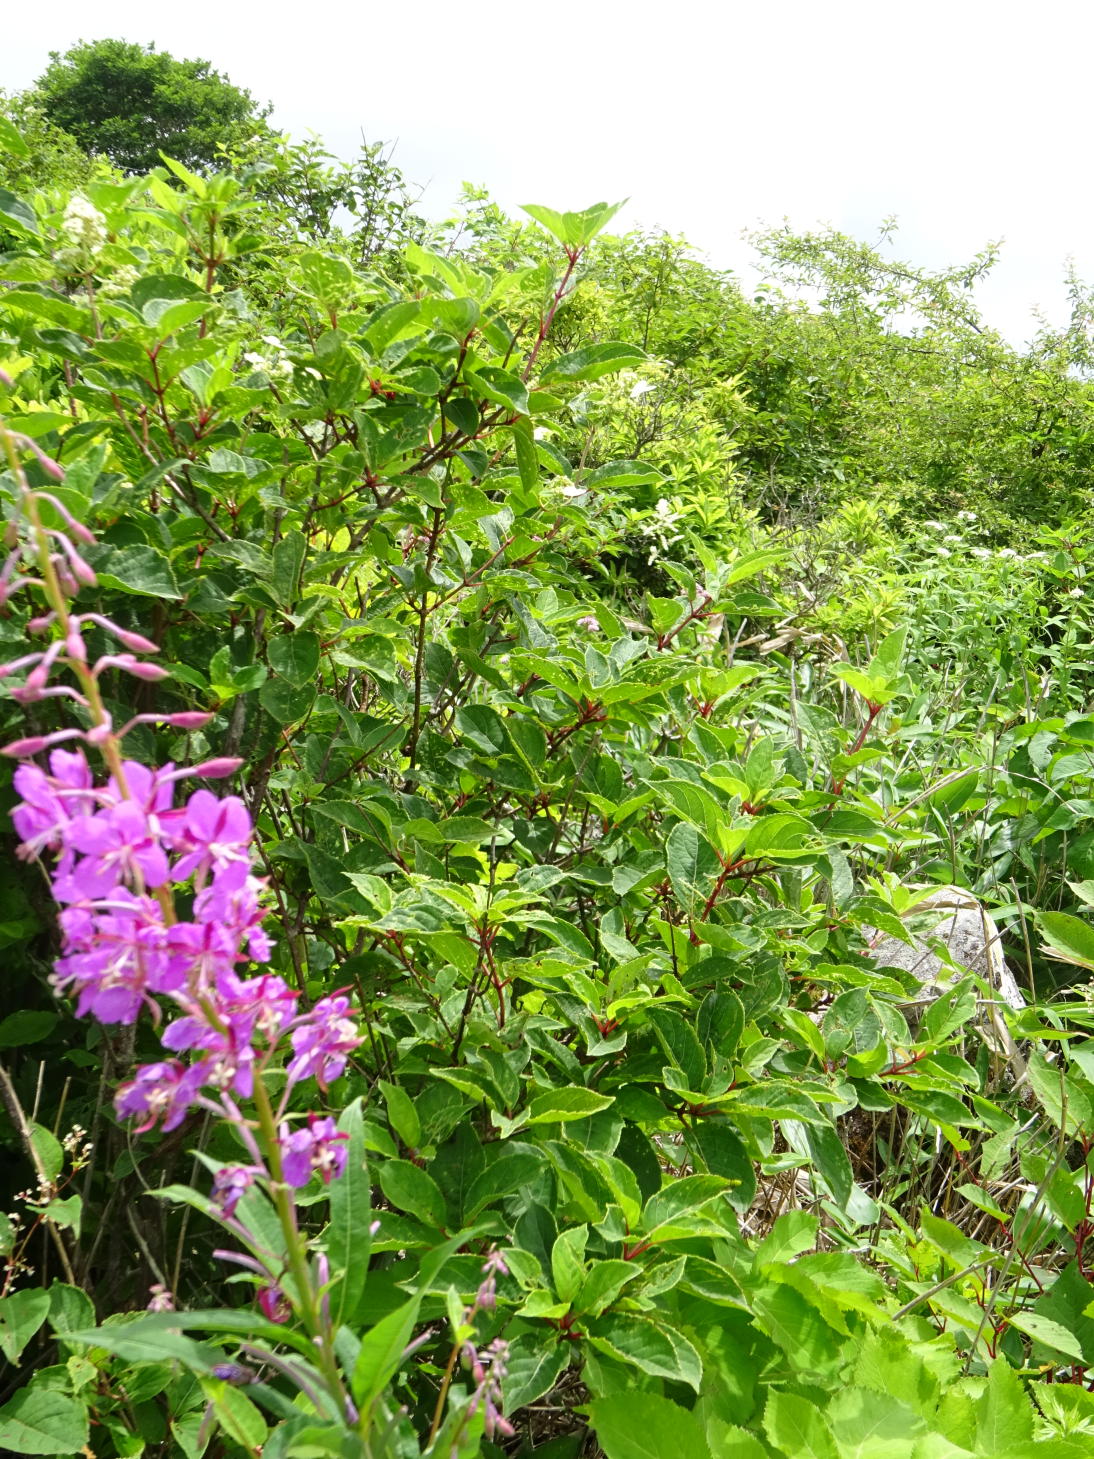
[1,735,50,756]
[185,757,244,779]
[162,712,214,730]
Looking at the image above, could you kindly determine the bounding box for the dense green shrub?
[4,115,1094,1459]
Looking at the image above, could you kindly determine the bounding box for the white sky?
[5,0,1093,345]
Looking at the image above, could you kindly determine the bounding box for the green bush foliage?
[3,105,1094,1459]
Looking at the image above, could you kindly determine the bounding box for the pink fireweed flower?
[192,860,272,963]
[211,1164,264,1218]
[12,750,93,865]
[53,890,177,1023]
[287,993,362,1090]
[278,1114,348,1189]
[170,789,253,882]
[258,1283,291,1324]
[115,1059,209,1132]
[103,760,175,818]
[58,800,170,900]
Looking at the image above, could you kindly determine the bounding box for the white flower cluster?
[62,194,107,253]
[99,263,140,299]
[546,477,587,503]
[638,497,683,563]
[243,334,297,380]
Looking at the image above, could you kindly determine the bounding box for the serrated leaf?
[0,1386,88,1455]
[763,1391,839,1459]
[0,1288,50,1364]
[587,1313,702,1390]
[589,1392,712,1459]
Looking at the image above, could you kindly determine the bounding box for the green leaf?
[1039,911,1094,971]
[268,632,321,687]
[378,1080,421,1151]
[465,1151,545,1216]
[828,1386,927,1457]
[512,420,540,492]
[92,545,181,599]
[551,1225,588,1304]
[573,1259,642,1316]
[0,1011,58,1048]
[63,1322,224,1372]
[687,1122,756,1212]
[647,1005,706,1089]
[47,1283,94,1337]
[377,1159,447,1229]
[581,459,664,492]
[29,1122,63,1182]
[763,1391,838,1459]
[587,1313,702,1390]
[328,1097,371,1324]
[804,1120,854,1208]
[589,1392,712,1459]
[259,677,316,725]
[666,821,721,918]
[756,1210,819,1264]
[0,1288,50,1363]
[468,364,530,416]
[642,1174,730,1235]
[540,342,647,384]
[351,1295,421,1410]
[0,188,38,235]
[0,115,29,157]
[974,1360,1034,1456]
[525,1087,615,1125]
[204,1380,267,1451]
[522,200,627,249]
[503,1336,570,1412]
[0,1385,88,1455]
[1008,1310,1085,1361]
[696,989,744,1059]
[271,531,307,607]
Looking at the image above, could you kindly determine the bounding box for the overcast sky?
[4,0,1092,345]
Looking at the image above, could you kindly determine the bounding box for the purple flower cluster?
[11,746,363,1155]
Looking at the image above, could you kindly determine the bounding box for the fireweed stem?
[248,1074,348,1416]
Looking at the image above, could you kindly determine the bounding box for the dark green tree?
[31,38,269,174]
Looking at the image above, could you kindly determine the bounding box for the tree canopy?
[30,37,269,174]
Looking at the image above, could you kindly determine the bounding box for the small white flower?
[576,614,600,632]
[923,520,946,531]
[62,194,106,251]
[957,510,978,522]
[935,547,952,558]
[1069,587,1084,599]
[943,534,962,543]
[969,547,992,559]
[243,352,270,371]
[998,548,1018,559]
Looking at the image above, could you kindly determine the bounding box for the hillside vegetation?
[3,102,1094,1459]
